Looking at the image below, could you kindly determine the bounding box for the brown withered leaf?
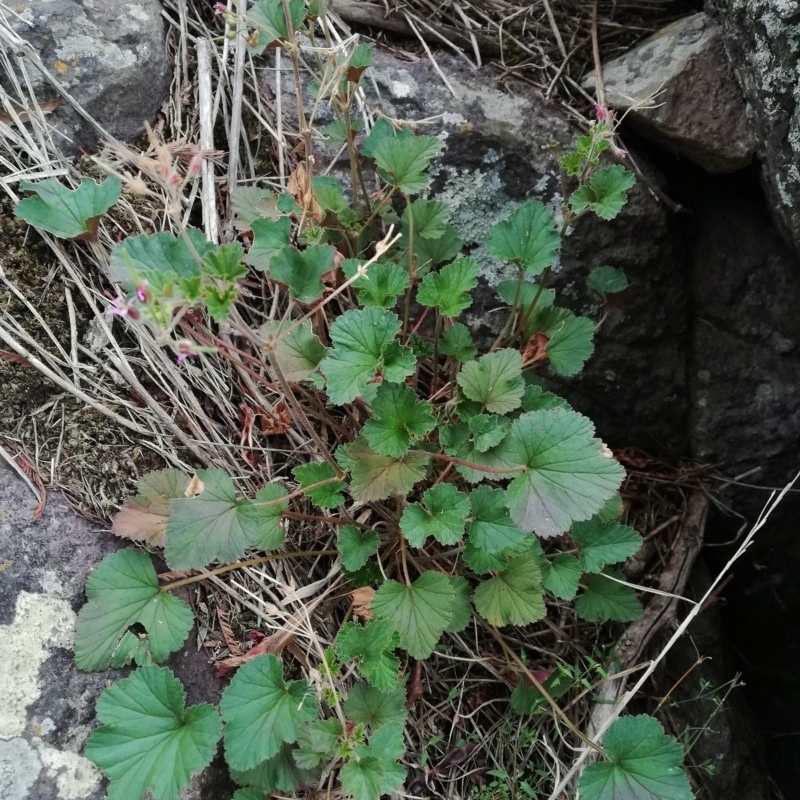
[350,586,376,619]
[521,330,550,367]
[184,473,205,497]
[111,468,190,546]
[288,161,323,222]
[0,97,61,125]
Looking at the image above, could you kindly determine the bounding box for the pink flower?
[175,339,200,365]
[105,291,140,320]
[135,280,150,304]
[594,102,608,123]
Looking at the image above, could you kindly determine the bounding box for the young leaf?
[339,436,429,501]
[294,719,343,770]
[221,654,317,771]
[546,313,595,376]
[248,0,306,52]
[15,175,121,241]
[541,553,582,600]
[232,743,318,793]
[416,257,478,317]
[340,723,406,800]
[572,518,643,573]
[473,549,546,627]
[415,224,463,273]
[344,682,407,731]
[468,414,511,453]
[371,571,455,659]
[400,484,470,547]
[486,201,560,276]
[579,715,693,800]
[292,462,346,508]
[372,134,441,194]
[569,165,636,221]
[575,572,642,622]
[320,307,415,404]
[111,468,190,547]
[456,349,525,414]
[245,217,292,270]
[402,198,450,241]
[438,422,518,484]
[269,244,335,303]
[338,525,381,571]
[467,485,527,554]
[260,320,327,383]
[75,550,193,671]
[501,409,625,537]
[363,382,436,457]
[343,259,409,308]
[165,469,287,569]
[587,265,629,295]
[440,323,477,362]
[84,666,220,800]
[336,620,401,692]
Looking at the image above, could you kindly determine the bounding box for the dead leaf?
[0,97,61,125]
[185,473,205,497]
[288,161,322,222]
[521,331,549,367]
[406,660,424,708]
[350,586,376,619]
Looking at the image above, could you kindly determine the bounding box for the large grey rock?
[585,13,756,172]
[0,462,232,799]
[705,0,800,253]
[1,0,169,153]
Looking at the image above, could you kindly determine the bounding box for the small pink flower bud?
[135,280,150,304]
[187,153,204,176]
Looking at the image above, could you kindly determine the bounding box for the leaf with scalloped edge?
[248,0,306,53]
[467,485,527,554]
[417,257,478,317]
[486,201,560,276]
[363,382,436,457]
[400,484,470,547]
[569,165,635,221]
[337,525,381,572]
[340,723,406,800]
[342,259,409,308]
[84,666,220,800]
[336,620,400,692]
[440,323,477,362]
[260,320,326,383]
[292,462,346,508]
[572,518,643,573]
[473,548,546,627]
[457,349,525,414]
[541,553,582,600]
[575,572,642,622]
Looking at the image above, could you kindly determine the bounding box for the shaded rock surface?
[1,0,169,153]
[585,12,756,172]
[706,0,800,253]
[0,462,232,799]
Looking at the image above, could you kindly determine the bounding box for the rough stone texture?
[2,0,169,153]
[347,49,690,455]
[705,0,800,253]
[585,12,756,172]
[0,462,232,799]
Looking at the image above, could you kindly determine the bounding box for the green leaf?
[569,165,635,221]
[402,198,450,241]
[546,313,595,376]
[400,483,470,547]
[457,349,525,414]
[75,550,193,670]
[84,666,220,800]
[462,541,509,574]
[336,620,400,692]
[16,175,121,241]
[294,719,343,770]
[232,743,318,793]
[165,469,287,570]
[415,224,463,273]
[340,436,429,501]
[587,266,629,295]
[473,549,546,627]
[363,382,436,457]
[520,384,569,412]
[231,789,269,800]
[417,257,478,317]
[444,575,472,633]
[372,135,441,194]
[468,414,511,453]
[344,682,407,731]
[501,409,625,537]
[311,176,348,215]
[467,486,527,554]
[231,186,279,231]
[320,307,415,404]
[337,525,381,571]
[269,244,334,303]
[440,323,477,362]
[221,654,317,771]
[372,571,455,658]
[346,42,374,82]
[486,201,560,276]
[248,0,306,52]
[361,119,412,159]
[573,519,643,573]
[576,572,642,622]
[511,666,574,715]
[343,259,409,308]
[579,715,693,800]
[496,279,551,308]
[110,228,215,291]
[260,320,327,383]
[438,422,518,484]
[340,723,406,800]
[541,553,582,600]
[245,217,292,270]
[292,462,345,508]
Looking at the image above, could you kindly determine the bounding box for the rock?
[2,0,169,153]
[705,0,800,253]
[583,12,756,172]
[0,462,233,799]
